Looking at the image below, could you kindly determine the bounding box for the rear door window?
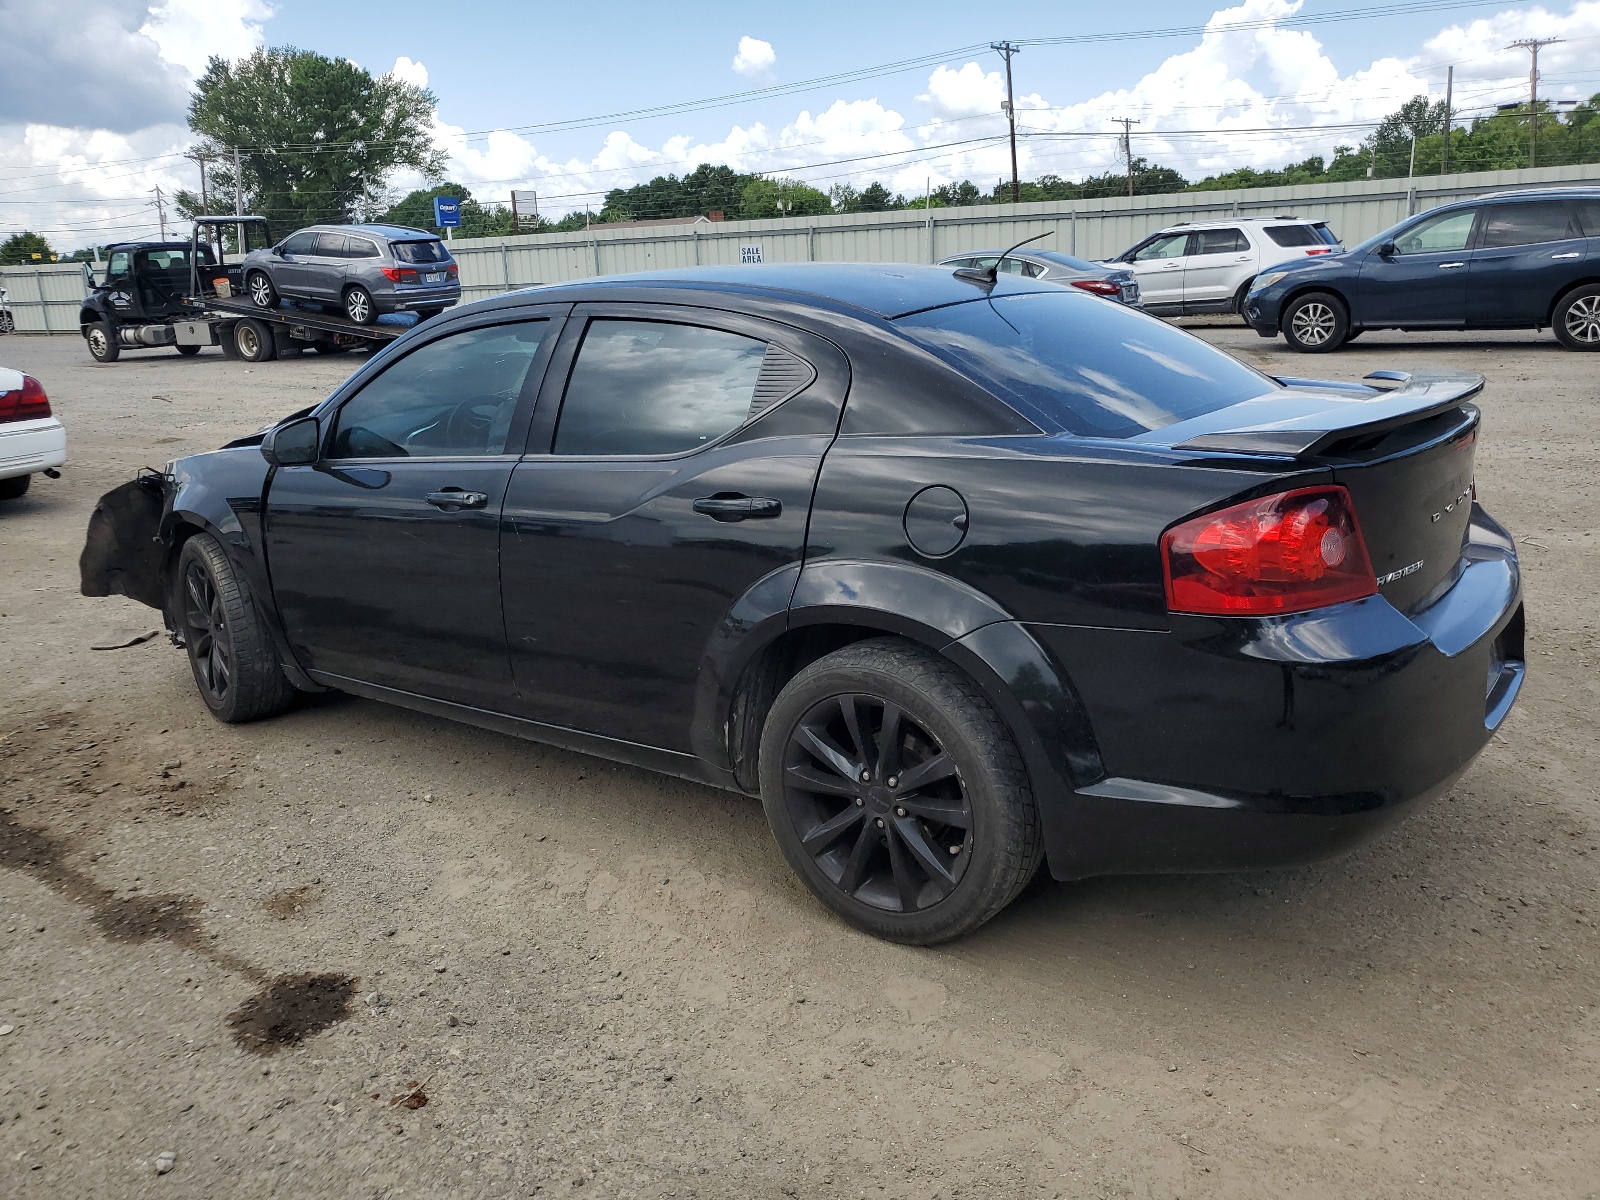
[896,291,1274,439]
[1192,228,1248,254]
[1575,200,1600,237]
[1479,202,1582,248]
[554,319,768,456]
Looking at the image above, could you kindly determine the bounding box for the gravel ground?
[0,324,1596,1200]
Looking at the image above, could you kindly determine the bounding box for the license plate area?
[424,272,443,284]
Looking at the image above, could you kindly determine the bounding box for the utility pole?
[1441,65,1453,175]
[991,41,1021,203]
[232,145,246,253]
[1112,118,1140,197]
[1508,38,1564,168]
[152,184,168,239]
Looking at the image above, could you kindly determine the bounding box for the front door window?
[1393,210,1476,255]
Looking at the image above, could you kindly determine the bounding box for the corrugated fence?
[5,162,1599,334]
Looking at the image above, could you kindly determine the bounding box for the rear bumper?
[379,284,461,313]
[1030,505,1523,879]
[0,417,66,480]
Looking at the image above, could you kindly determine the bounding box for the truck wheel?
[343,286,376,325]
[1553,285,1600,351]
[86,319,120,362]
[0,474,30,501]
[1282,291,1349,352]
[233,318,277,362]
[176,533,298,724]
[175,344,202,357]
[759,637,1043,944]
[247,271,279,310]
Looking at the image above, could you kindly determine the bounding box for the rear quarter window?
[895,292,1275,439]
[1264,225,1322,247]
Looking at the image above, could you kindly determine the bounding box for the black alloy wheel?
[86,318,119,362]
[344,285,376,325]
[175,534,297,724]
[783,692,973,914]
[248,270,279,310]
[759,638,1042,944]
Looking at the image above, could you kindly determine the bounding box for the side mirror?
[261,416,320,467]
[1378,241,1396,257]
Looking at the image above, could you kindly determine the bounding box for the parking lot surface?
[1,326,1596,1199]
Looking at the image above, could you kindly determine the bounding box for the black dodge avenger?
[80,263,1525,943]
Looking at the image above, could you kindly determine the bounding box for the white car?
[0,367,65,501]
[1103,217,1342,317]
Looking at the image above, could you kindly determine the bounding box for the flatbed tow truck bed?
[198,296,410,359]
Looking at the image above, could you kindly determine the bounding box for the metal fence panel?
[0,263,91,334]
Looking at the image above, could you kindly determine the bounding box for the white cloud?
[732,36,776,76]
[140,0,271,78]
[389,56,429,89]
[921,64,1008,118]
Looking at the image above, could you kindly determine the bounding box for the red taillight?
[380,266,420,283]
[1304,247,1333,255]
[1071,278,1121,296]
[446,263,459,279]
[0,374,52,424]
[1161,485,1376,616]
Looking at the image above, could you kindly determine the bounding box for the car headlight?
[1251,272,1289,293]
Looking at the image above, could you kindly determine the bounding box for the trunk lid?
[1142,369,1484,613]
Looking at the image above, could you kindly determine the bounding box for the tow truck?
[78,216,409,363]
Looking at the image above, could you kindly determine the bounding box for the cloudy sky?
[4,0,1599,251]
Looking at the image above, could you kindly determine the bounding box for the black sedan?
[1245,187,1600,351]
[80,264,1525,943]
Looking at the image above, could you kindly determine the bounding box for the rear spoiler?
[1173,369,1484,458]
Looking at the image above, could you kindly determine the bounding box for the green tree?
[739,176,830,219]
[0,231,55,265]
[600,163,753,222]
[180,47,444,236]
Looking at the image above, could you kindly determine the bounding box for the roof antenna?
[952,230,1052,287]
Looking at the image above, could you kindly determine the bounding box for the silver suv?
[241,223,461,325]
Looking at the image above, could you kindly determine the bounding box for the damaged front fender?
[78,470,172,610]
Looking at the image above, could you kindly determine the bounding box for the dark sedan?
[80,264,1524,943]
[1245,187,1600,351]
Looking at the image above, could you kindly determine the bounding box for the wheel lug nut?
[874,818,884,828]
[854,797,864,806]
[895,807,906,817]
[860,771,870,783]
[948,845,960,855]
[886,776,898,787]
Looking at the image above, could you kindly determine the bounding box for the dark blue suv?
[1244,188,1600,352]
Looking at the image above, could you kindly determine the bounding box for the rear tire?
[1553,284,1600,351]
[175,533,297,724]
[233,318,277,362]
[343,286,376,325]
[86,319,119,362]
[1282,290,1349,352]
[0,474,30,501]
[247,270,279,310]
[758,637,1042,944]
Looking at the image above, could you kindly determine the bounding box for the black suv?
[1245,188,1600,351]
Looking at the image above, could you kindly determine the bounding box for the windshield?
[393,240,449,264]
[896,291,1277,439]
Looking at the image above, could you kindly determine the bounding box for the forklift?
[78,216,407,363]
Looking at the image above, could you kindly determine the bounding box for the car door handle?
[425,489,488,510]
[692,495,782,522]
[1438,262,1466,269]
[1552,252,1582,260]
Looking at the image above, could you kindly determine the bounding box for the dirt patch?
[91,892,203,944]
[226,972,358,1054]
[263,883,323,920]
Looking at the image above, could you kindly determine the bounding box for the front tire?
[1553,284,1600,351]
[176,533,297,724]
[758,638,1042,944]
[247,270,279,310]
[343,286,376,325]
[1282,291,1349,352]
[86,319,119,362]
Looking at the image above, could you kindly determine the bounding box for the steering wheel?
[442,397,499,452]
